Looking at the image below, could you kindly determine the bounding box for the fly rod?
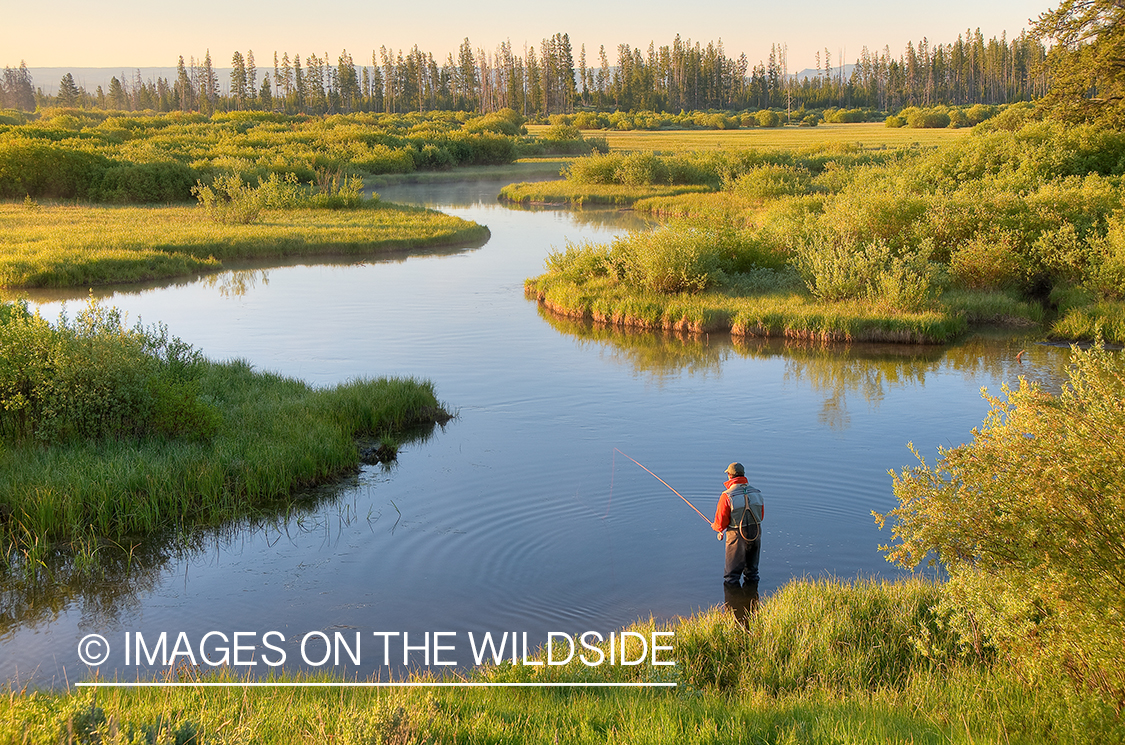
[614,448,711,526]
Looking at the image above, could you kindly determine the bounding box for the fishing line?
[613,448,711,525]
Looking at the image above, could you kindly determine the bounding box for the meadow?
[527,120,971,151]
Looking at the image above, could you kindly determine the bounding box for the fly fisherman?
[711,462,764,586]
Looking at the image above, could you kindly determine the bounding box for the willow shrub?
[879,344,1125,704]
[545,223,778,295]
[0,300,218,444]
[794,235,943,311]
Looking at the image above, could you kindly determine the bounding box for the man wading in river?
[712,462,764,586]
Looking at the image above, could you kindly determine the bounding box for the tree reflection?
[540,313,1072,429]
[201,268,270,297]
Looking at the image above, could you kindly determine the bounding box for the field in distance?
[525,122,970,152]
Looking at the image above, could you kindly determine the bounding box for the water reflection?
[203,268,271,298]
[501,203,658,232]
[542,312,729,380]
[723,582,760,628]
[541,315,1073,428]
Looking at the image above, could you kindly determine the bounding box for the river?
[0,175,1070,685]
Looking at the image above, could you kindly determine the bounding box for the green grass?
[525,274,1043,344]
[524,122,971,153]
[499,180,711,206]
[0,359,450,564]
[2,578,1120,744]
[0,200,489,288]
[1049,298,1125,342]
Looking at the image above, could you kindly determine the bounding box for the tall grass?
[0,363,448,554]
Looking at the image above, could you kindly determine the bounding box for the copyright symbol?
[78,634,110,666]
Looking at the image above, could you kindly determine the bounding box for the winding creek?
[1,175,1072,685]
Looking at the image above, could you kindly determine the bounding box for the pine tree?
[108,76,128,110]
[175,56,194,111]
[231,51,248,109]
[1035,0,1125,125]
[2,62,35,111]
[57,73,80,107]
[260,71,272,109]
[201,50,218,110]
[337,50,358,112]
[246,50,257,104]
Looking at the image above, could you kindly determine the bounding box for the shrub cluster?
[0,300,219,444]
[192,170,374,223]
[546,223,779,294]
[794,235,943,311]
[0,110,532,203]
[881,344,1125,704]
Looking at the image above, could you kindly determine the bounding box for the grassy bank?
[499,180,710,206]
[0,301,451,566]
[0,200,488,288]
[2,578,1119,744]
[526,224,1042,343]
[526,275,980,343]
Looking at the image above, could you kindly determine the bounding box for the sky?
[5,0,1050,72]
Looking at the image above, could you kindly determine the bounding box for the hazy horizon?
[4,0,1046,75]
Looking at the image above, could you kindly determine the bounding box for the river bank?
[2,577,1118,744]
[0,201,488,288]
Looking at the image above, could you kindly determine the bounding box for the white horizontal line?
[77,682,676,688]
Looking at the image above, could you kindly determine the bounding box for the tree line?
[3,28,1047,118]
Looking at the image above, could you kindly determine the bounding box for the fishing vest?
[726,483,763,533]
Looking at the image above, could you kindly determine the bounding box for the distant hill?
[28,68,219,95]
[792,63,856,83]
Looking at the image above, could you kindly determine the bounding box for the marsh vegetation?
[524,119,1125,342]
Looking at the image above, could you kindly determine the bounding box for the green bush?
[948,232,1032,290]
[755,109,782,127]
[1087,216,1125,299]
[91,160,198,203]
[0,300,217,444]
[794,235,942,310]
[730,164,811,200]
[881,344,1125,703]
[907,108,952,128]
[192,172,263,224]
[0,140,110,199]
